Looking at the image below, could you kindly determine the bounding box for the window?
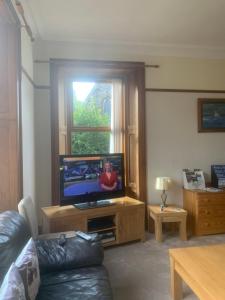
[51,60,146,205]
[70,81,112,154]
[64,79,124,155]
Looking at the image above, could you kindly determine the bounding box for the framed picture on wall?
[198,98,225,132]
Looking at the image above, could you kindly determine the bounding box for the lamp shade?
[155,177,171,191]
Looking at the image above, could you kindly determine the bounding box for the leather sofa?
[0,211,113,299]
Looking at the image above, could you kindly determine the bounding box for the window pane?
[71,132,110,155]
[72,82,112,127]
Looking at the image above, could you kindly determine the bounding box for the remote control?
[59,233,66,246]
[76,231,92,241]
[59,233,66,239]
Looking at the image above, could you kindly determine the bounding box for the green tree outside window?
[72,83,111,154]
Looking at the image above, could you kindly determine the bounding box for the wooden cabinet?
[118,207,145,243]
[0,1,21,211]
[41,197,145,246]
[51,215,87,233]
[183,189,225,236]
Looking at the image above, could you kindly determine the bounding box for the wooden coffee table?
[169,244,225,300]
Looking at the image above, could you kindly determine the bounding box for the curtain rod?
[34,60,160,68]
[145,64,160,68]
[15,0,34,42]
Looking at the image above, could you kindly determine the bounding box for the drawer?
[197,217,225,235]
[198,206,225,218]
[197,194,225,207]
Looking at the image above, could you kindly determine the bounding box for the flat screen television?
[59,153,125,207]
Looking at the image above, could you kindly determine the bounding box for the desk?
[148,205,187,242]
[169,244,225,300]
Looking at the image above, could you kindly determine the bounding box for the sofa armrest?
[35,236,104,274]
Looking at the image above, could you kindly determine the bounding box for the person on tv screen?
[100,161,118,191]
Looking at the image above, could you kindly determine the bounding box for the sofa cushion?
[35,236,104,274]
[15,238,40,300]
[18,196,39,239]
[37,266,113,300]
[0,263,26,300]
[0,211,31,284]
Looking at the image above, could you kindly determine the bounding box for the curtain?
[110,80,123,153]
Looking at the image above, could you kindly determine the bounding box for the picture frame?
[198,98,225,132]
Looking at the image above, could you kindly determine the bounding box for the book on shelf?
[101,236,116,244]
[98,230,115,244]
[211,165,225,188]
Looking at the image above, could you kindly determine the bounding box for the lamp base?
[161,190,167,208]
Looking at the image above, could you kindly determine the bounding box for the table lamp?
[155,177,171,209]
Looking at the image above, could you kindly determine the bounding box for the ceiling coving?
[26,0,225,49]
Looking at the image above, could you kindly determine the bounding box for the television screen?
[59,153,125,206]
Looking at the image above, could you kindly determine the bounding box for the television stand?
[41,196,145,247]
[74,200,115,210]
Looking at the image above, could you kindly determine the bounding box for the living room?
[1,0,225,299]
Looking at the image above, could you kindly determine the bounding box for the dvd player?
[74,200,115,210]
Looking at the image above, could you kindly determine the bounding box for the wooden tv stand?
[41,197,145,247]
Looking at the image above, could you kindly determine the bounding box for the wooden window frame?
[50,59,146,206]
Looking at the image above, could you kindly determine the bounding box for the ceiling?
[26,0,225,48]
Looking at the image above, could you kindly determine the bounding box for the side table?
[148,205,187,242]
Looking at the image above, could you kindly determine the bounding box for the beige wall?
[34,89,51,210]
[21,28,36,206]
[33,39,225,209]
[147,57,225,90]
[147,92,225,205]
[34,40,225,90]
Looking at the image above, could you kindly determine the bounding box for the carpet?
[104,232,225,300]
